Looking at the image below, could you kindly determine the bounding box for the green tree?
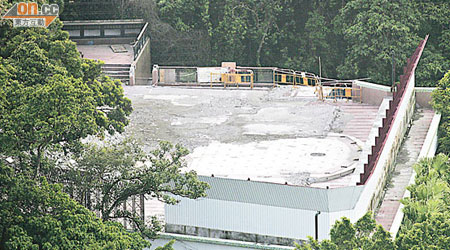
[396,154,450,249]
[396,212,450,250]
[210,0,282,66]
[432,71,450,153]
[156,0,211,32]
[54,139,209,238]
[0,163,150,250]
[0,20,132,175]
[334,0,420,85]
[295,212,395,250]
[414,0,450,87]
[1,2,204,248]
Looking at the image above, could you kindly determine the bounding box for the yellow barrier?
[210,73,254,89]
[273,72,317,87]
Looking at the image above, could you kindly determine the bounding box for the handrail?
[132,22,149,60]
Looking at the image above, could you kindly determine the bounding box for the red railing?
[357,35,429,185]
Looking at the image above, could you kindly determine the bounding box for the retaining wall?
[131,39,151,85]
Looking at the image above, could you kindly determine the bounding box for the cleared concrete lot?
[123,85,380,218]
[125,86,348,148]
[124,86,379,186]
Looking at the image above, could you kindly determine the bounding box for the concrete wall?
[132,39,151,85]
[353,80,391,105]
[415,87,435,108]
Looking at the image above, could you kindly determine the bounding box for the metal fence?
[357,35,429,185]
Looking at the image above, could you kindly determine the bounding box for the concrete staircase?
[102,64,130,84]
[338,103,380,143]
[375,108,434,231]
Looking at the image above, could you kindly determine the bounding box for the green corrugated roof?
[198,176,364,212]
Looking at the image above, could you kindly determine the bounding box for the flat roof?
[77,44,133,64]
[125,86,380,188]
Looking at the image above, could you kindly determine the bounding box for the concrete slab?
[186,136,359,185]
[77,44,133,64]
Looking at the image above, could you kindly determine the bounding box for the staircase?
[102,64,131,84]
[375,108,434,231]
[338,103,380,143]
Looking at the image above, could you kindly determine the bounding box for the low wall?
[131,39,151,85]
[353,80,391,105]
[388,112,440,238]
[70,37,135,45]
[415,87,435,108]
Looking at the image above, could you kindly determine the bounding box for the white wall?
[166,198,331,240]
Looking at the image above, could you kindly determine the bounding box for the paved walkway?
[375,108,434,231]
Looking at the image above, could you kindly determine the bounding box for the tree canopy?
[0,1,208,249]
[295,212,396,250]
[54,139,209,238]
[0,163,150,250]
[0,17,132,175]
[396,154,450,249]
[432,70,450,153]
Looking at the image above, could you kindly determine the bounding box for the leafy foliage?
[53,139,209,238]
[334,0,420,84]
[0,19,132,174]
[295,212,396,250]
[432,70,450,153]
[396,154,450,249]
[0,2,206,249]
[0,163,150,250]
[396,212,450,250]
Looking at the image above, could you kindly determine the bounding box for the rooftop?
[77,44,133,64]
[124,86,380,188]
